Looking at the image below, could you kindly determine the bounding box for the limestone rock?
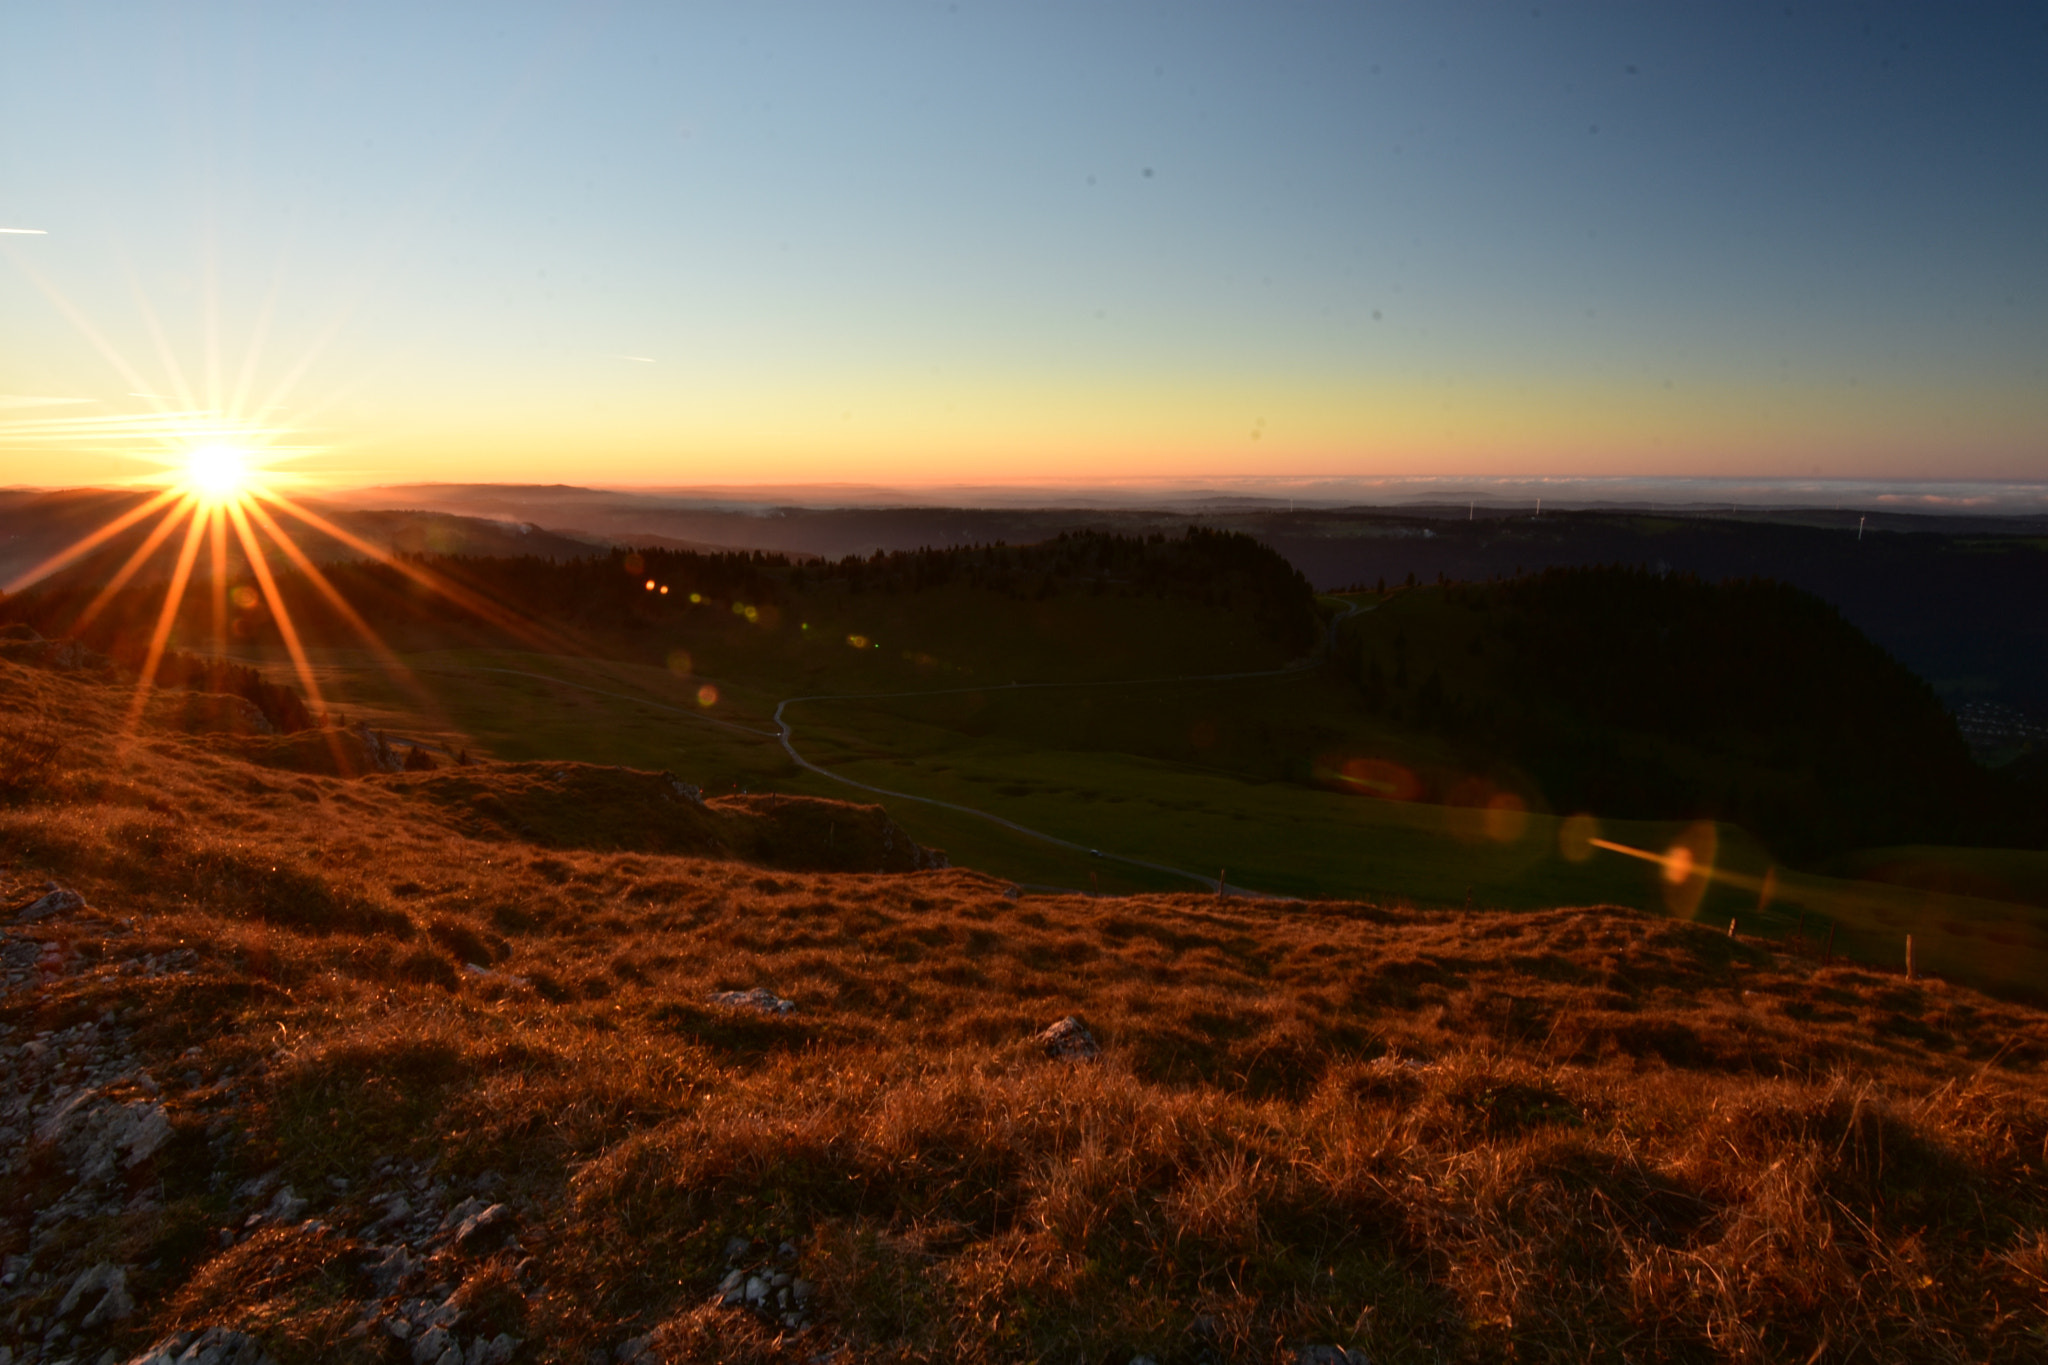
[711,987,795,1015]
[18,887,84,922]
[125,1328,278,1365]
[452,1201,514,1254]
[1039,1016,1100,1062]
[59,1262,135,1327]
[34,1092,172,1181]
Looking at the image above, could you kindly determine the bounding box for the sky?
[2,1,2045,492]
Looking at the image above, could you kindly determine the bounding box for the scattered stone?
[1295,1347,1371,1365]
[33,1092,172,1181]
[365,1244,418,1296]
[723,1236,752,1262]
[462,963,530,987]
[124,1327,279,1365]
[1038,1016,1100,1062]
[58,1262,135,1327]
[440,1195,488,1230]
[264,1185,309,1221]
[412,1326,455,1365]
[18,888,85,922]
[614,1337,651,1363]
[711,987,795,1015]
[469,1335,519,1365]
[233,1172,280,1203]
[452,1202,514,1254]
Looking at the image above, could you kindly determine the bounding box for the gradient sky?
[2,2,2045,490]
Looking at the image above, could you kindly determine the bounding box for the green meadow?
[160,540,2041,1002]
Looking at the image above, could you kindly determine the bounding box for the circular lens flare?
[182,444,255,501]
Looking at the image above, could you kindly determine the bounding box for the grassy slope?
[4,661,2048,1363]
[28,540,2042,994]
[228,625,2048,1000]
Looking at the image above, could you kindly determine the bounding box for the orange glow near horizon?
[8,432,581,760]
[178,444,260,505]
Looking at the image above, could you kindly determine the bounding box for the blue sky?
[2,2,2044,487]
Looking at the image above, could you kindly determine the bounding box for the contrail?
[616,354,655,363]
[0,228,48,235]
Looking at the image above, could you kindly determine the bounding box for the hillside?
[309,489,2048,727]
[8,534,2047,1003]
[4,634,2048,1363]
[1335,569,2042,861]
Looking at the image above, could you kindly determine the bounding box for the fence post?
[1906,934,1916,982]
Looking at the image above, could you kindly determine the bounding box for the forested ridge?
[1340,566,2043,858]
[1,526,1321,657]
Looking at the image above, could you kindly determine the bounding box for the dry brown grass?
[3,657,2047,1363]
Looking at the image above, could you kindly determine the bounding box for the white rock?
[711,987,795,1015]
[265,1186,308,1221]
[33,1095,171,1181]
[80,1264,135,1328]
[1038,1016,1100,1062]
[19,888,84,922]
[411,1326,454,1365]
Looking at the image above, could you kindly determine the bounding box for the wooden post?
[1728,918,1737,938]
[1906,934,1915,981]
[1218,869,1227,898]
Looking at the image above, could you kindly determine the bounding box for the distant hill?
[321,488,2048,725]
[1,526,1321,663]
[1339,567,2044,860]
[0,488,618,592]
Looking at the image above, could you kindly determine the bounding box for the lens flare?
[1559,812,1600,862]
[181,444,257,502]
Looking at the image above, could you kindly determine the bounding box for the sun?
[180,444,259,503]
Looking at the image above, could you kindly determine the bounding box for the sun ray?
[238,494,429,700]
[208,502,229,654]
[122,498,213,730]
[71,495,202,636]
[228,248,290,425]
[222,496,328,716]
[118,245,201,416]
[1,486,186,595]
[259,490,583,655]
[3,248,167,406]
